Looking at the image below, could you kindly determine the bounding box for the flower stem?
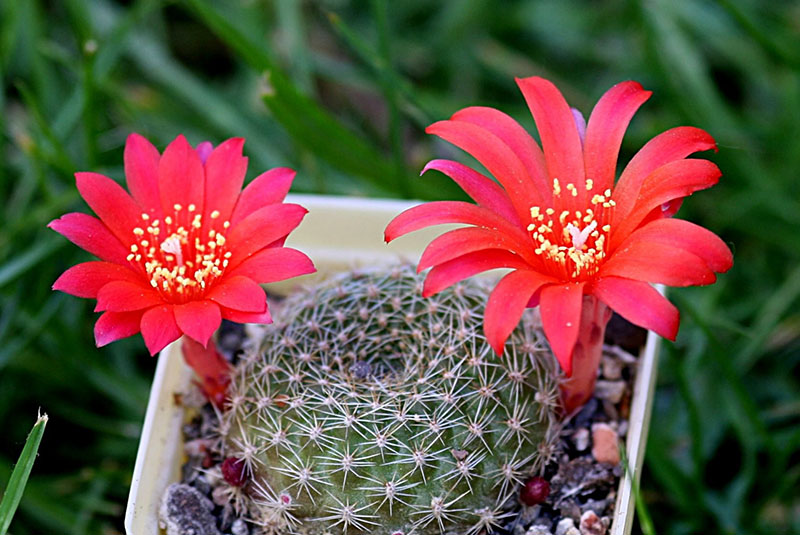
[560,295,612,414]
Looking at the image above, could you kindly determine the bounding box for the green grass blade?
[371,0,408,197]
[736,262,800,371]
[262,70,400,195]
[183,0,408,196]
[124,32,284,170]
[716,0,800,68]
[275,0,313,94]
[181,0,277,72]
[0,238,61,289]
[0,411,48,535]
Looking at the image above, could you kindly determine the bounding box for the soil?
[164,315,644,535]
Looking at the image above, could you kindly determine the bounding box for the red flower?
[50,134,315,355]
[386,77,732,410]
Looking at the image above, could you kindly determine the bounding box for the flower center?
[125,203,231,302]
[527,178,615,279]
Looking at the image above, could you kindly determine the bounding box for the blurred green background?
[1,0,798,533]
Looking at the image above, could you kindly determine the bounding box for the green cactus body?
[221,265,560,535]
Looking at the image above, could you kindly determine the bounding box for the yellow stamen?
[527,178,617,278]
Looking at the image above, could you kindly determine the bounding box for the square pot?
[124,194,660,535]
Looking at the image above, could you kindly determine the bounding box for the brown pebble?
[591,423,620,465]
[579,510,608,535]
[619,389,632,419]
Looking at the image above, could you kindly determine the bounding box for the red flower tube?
[50,134,315,360]
[386,77,732,413]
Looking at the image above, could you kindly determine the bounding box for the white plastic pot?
[124,194,660,535]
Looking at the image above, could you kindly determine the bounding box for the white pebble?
[231,518,249,535]
[555,517,576,535]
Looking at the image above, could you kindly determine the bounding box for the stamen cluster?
[527,179,616,279]
[126,204,232,302]
[221,265,561,535]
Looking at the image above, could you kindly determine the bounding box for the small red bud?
[520,476,550,506]
[221,457,247,487]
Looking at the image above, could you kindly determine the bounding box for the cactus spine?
[221,265,560,534]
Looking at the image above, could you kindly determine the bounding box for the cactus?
[220,264,561,535]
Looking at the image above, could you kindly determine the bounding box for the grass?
[0,0,798,533]
[0,412,47,535]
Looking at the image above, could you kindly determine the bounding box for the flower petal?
[583,81,652,193]
[174,300,222,346]
[52,262,141,298]
[124,133,162,217]
[539,282,586,376]
[451,106,551,203]
[94,310,143,347]
[230,167,296,226]
[203,138,247,222]
[95,280,163,312]
[158,134,205,216]
[206,275,267,312]
[228,247,315,283]
[612,159,721,245]
[48,213,130,264]
[421,159,519,224]
[75,172,143,245]
[485,270,555,355]
[418,226,539,271]
[516,76,586,203]
[385,201,530,245]
[220,305,272,325]
[592,277,679,340]
[599,240,717,286]
[140,305,181,355]
[614,126,716,219]
[426,119,541,220]
[226,204,308,268]
[423,250,533,297]
[620,218,732,273]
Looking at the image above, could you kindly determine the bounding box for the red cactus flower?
[386,77,732,412]
[50,134,315,356]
